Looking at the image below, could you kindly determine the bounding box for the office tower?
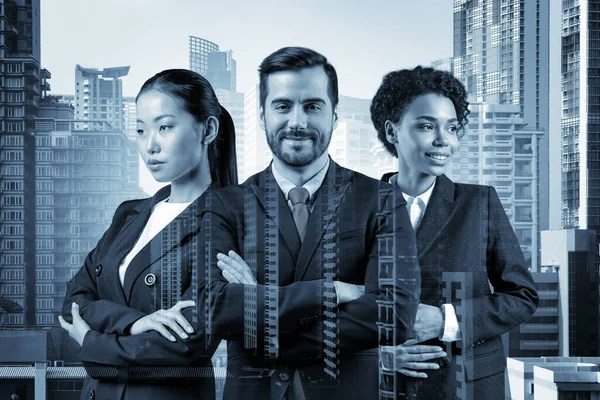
[507,357,600,400]
[508,270,559,358]
[215,89,244,182]
[330,120,379,179]
[0,0,42,326]
[122,96,137,142]
[453,0,551,265]
[539,229,598,356]
[32,118,142,327]
[447,102,544,269]
[207,51,236,92]
[189,36,236,91]
[74,65,129,131]
[561,1,600,252]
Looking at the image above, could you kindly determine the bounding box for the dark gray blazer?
[381,173,538,400]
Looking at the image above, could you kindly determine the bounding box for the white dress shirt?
[389,174,461,342]
[118,198,192,286]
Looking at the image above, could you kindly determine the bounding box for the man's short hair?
[258,46,339,110]
[370,66,470,158]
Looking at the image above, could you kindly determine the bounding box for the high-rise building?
[74,65,129,131]
[540,229,599,356]
[32,118,143,327]
[447,102,543,269]
[508,270,560,358]
[453,0,552,266]
[330,120,379,179]
[189,36,236,91]
[507,357,600,400]
[560,1,600,262]
[122,96,137,142]
[0,0,43,327]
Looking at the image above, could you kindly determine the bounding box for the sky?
[41,0,454,100]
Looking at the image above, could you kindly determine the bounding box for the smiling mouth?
[426,153,450,161]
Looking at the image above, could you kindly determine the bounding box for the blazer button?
[94,264,102,276]
[89,389,95,399]
[144,273,156,286]
[279,372,290,382]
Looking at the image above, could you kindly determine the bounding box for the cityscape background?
[0,0,597,399]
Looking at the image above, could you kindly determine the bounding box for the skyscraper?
[189,36,236,92]
[74,65,130,131]
[453,0,551,266]
[446,102,544,269]
[0,0,43,326]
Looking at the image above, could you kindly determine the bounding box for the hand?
[333,281,365,305]
[129,300,196,342]
[217,250,257,285]
[58,303,91,347]
[413,303,444,343]
[380,339,447,378]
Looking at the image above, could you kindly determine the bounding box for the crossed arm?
[201,188,421,360]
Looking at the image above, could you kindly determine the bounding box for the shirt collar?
[271,157,330,203]
[389,173,436,207]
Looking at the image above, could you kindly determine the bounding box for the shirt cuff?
[440,304,462,342]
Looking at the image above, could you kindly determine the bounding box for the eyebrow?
[136,114,177,124]
[270,97,327,105]
[415,115,458,123]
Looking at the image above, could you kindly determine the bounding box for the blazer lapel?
[121,186,213,303]
[249,167,302,257]
[416,175,459,257]
[295,161,352,281]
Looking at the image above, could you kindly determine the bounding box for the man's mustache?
[279,130,318,140]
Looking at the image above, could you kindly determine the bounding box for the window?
[3,211,23,221]
[516,206,533,222]
[3,195,23,205]
[36,224,54,235]
[6,92,22,102]
[2,151,23,161]
[1,269,24,280]
[2,285,24,295]
[3,225,23,235]
[36,240,54,250]
[36,210,53,221]
[2,255,23,266]
[5,107,23,117]
[2,135,23,146]
[3,180,23,191]
[3,240,24,250]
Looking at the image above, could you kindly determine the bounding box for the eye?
[136,129,145,136]
[274,104,290,112]
[448,125,458,134]
[159,125,171,132]
[419,123,434,131]
[305,103,322,112]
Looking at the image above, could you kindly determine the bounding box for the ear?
[259,106,265,131]
[201,116,219,146]
[332,107,338,131]
[384,120,399,145]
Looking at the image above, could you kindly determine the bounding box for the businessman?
[198,47,421,399]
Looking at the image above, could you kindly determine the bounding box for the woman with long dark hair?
[59,69,237,400]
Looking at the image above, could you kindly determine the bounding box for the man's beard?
[266,128,332,166]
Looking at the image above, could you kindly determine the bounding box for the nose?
[288,106,308,130]
[145,130,160,154]
[433,127,450,147]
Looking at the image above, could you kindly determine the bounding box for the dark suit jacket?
[200,160,421,400]
[381,173,538,400]
[62,185,219,400]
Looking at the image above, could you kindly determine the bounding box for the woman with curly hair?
[370,66,538,399]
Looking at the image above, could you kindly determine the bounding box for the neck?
[394,168,437,197]
[169,163,212,203]
[273,153,329,187]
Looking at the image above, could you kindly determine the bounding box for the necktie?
[288,187,310,243]
[406,196,425,231]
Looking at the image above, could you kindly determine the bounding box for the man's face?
[260,66,337,167]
